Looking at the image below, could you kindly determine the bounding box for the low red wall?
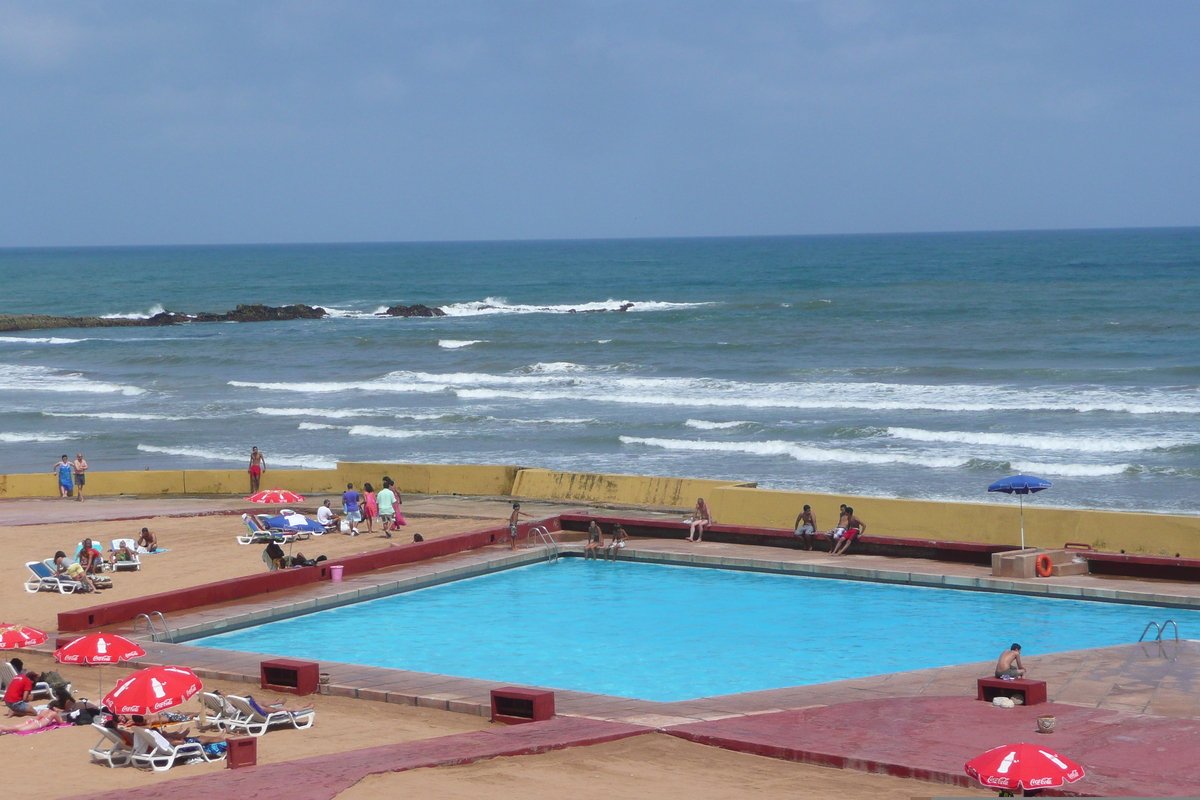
[58,517,557,632]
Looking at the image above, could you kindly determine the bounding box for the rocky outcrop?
[383,304,446,317]
[192,304,328,323]
[0,304,328,333]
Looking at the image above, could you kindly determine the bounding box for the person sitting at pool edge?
[584,520,604,560]
[685,497,712,542]
[996,644,1026,679]
[793,504,817,550]
[829,507,865,556]
[604,522,628,561]
[135,527,158,552]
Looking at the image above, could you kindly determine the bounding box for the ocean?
[1,229,1198,514]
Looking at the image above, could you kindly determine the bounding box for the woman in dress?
[362,482,378,534]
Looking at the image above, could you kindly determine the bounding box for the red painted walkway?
[71,717,651,800]
[666,695,1200,796]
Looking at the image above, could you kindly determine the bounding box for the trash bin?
[226,736,257,769]
[330,565,344,582]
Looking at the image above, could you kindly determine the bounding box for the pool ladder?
[1138,620,1179,643]
[529,526,559,564]
[132,611,174,643]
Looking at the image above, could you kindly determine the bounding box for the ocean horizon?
[1,227,1198,515]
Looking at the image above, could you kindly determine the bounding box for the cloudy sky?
[1,1,1197,246]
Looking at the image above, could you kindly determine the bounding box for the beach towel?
[136,547,170,555]
[13,722,73,736]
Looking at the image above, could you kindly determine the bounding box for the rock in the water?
[192,304,328,322]
[384,304,446,317]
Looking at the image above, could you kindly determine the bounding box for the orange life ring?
[1035,554,1053,578]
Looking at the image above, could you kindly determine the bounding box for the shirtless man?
[72,453,88,502]
[135,527,158,552]
[248,446,266,493]
[508,502,531,551]
[604,522,629,561]
[995,644,1026,678]
[686,498,712,542]
[830,506,865,556]
[793,504,818,550]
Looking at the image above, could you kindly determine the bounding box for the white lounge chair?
[108,539,142,572]
[130,727,222,771]
[24,561,83,594]
[237,514,300,546]
[222,695,315,736]
[89,723,133,768]
[200,691,245,731]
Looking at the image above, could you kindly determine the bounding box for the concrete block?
[992,551,1038,579]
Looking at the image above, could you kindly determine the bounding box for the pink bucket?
[330,565,344,582]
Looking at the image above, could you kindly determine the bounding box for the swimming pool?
[195,560,1197,702]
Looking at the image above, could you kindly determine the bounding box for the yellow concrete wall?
[707,485,1200,558]
[336,463,519,497]
[0,472,61,498]
[510,468,750,509]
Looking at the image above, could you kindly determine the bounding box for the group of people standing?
[317,479,406,537]
[52,453,88,501]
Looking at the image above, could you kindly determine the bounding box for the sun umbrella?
[965,742,1085,793]
[246,489,306,504]
[0,624,48,649]
[103,665,202,715]
[988,474,1052,550]
[55,633,147,697]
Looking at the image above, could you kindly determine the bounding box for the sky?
[1,1,1198,247]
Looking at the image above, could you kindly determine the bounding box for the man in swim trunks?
[830,506,865,556]
[135,527,158,552]
[686,498,712,542]
[604,522,628,561]
[793,504,818,550]
[995,644,1026,678]
[509,502,530,551]
[54,455,73,499]
[72,453,88,502]
[248,446,265,492]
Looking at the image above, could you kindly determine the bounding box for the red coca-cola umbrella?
[246,489,306,504]
[0,624,48,649]
[965,743,1085,793]
[56,633,148,697]
[103,665,202,715]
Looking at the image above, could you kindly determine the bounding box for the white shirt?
[316,506,334,526]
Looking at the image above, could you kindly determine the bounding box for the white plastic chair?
[131,727,221,771]
[89,723,133,767]
[109,539,142,572]
[222,695,315,737]
[23,561,82,594]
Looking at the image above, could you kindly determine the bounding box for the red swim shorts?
[844,528,861,541]
[249,465,262,477]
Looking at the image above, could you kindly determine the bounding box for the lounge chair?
[131,727,223,771]
[260,513,323,536]
[24,561,83,594]
[221,694,315,736]
[0,662,60,700]
[200,691,244,731]
[109,539,142,572]
[237,514,290,546]
[89,723,133,768]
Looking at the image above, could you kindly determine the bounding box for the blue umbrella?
[988,474,1052,550]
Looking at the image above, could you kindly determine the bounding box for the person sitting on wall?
[793,504,818,550]
[829,507,865,556]
[604,523,628,561]
[135,527,158,553]
[995,644,1026,679]
[584,520,604,560]
[685,498,712,542]
[316,500,339,532]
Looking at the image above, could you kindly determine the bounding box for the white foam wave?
[619,436,970,469]
[346,425,432,439]
[101,303,166,320]
[1010,461,1131,477]
[437,297,709,317]
[43,411,187,421]
[298,422,343,431]
[0,432,72,443]
[321,306,394,319]
[0,365,145,396]
[136,443,336,469]
[0,335,88,345]
[254,407,380,420]
[886,427,1170,453]
[686,419,751,430]
[596,339,612,344]
[438,339,484,349]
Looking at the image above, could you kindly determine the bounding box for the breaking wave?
[886,427,1174,453]
[438,340,484,349]
[136,443,336,469]
[0,365,145,396]
[101,304,166,320]
[437,297,709,317]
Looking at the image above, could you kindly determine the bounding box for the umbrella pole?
[1020,495,1025,550]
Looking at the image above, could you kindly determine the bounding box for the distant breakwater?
[0,300,641,333]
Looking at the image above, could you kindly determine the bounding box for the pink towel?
[14,722,73,736]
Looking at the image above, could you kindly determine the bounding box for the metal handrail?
[529,526,559,563]
[1138,621,1162,642]
[132,611,173,643]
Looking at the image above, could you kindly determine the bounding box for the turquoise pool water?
[195,560,1197,702]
